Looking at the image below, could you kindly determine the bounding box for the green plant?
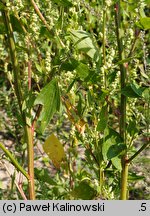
[0,0,149,200]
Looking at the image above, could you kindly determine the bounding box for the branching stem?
[114,1,128,200]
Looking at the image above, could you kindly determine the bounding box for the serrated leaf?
[70,30,99,61]
[34,79,60,133]
[43,133,66,169]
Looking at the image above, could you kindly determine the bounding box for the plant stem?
[27,40,32,91]
[26,38,35,199]
[99,166,104,195]
[0,142,30,180]
[127,142,150,163]
[120,156,129,200]
[30,0,51,32]
[30,0,65,48]
[25,126,35,199]
[2,10,23,113]
[1,160,27,199]
[2,9,35,200]
[114,1,128,200]
[102,0,107,89]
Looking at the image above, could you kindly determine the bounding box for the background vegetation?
[0,0,150,200]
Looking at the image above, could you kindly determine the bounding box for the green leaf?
[121,82,144,98]
[67,78,76,93]
[102,128,122,161]
[40,26,54,39]
[15,112,25,127]
[0,23,6,34]
[145,0,150,5]
[34,168,57,185]
[108,71,117,84]
[111,157,122,171]
[22,91,36,126]
[53,0,73,7]
[102,128,126,171]
[70,181,96,200]
[107,143,127,160]
[130,82,144,96]
[117,57,135,65]
[0,16,6,34]
[34,79,60,133]
[121,86,139,98]
[77,93,82,117]
[104,127,123,143]
[35,63,43,74]
[127,120,139,137]
[136,17,150,30]
[87,90,92,106]
[0,2,7,10]
[10,15,24,34]
[142,88,150,101]
[102,138,114,161]
[97,105,108,132]
[128,172,145,181]
[75,62,90,81]
[60,58,79,71]
[70,30,99,61]
[22,91,36,112]
[139,64,149,79]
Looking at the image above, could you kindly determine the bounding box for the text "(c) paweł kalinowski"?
[19,202,105,212]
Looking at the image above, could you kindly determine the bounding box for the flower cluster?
[6,0,24,13]
[45,48,52,74]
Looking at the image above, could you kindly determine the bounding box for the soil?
[0,110,149,199]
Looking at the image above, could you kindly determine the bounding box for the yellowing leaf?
[75,119,86,135]
[62,96,86,134]
[43,134,65,168]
